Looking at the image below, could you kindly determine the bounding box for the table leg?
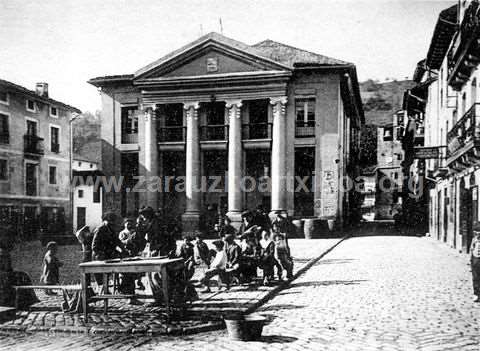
[161,266,169,317]
[103,274,108,315]
[81,272,87,321]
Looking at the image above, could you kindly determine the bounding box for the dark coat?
[92,223,122,261]
[225,242,241,269]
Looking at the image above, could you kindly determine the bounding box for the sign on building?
[414,147,440,159]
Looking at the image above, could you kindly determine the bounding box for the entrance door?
[443,188,448,242]
[77,207,86,230]
[25,163,37,196]
[23,206,38,240]
[460,180,473,253]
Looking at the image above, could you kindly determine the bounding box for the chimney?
[35,82,48,98]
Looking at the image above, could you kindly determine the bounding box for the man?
[218,216,237,239]
[91,212,124,290]
[138,206,175,305]
[224,234,241,285]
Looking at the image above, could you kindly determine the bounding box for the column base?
[181,211,201,237]
[226,210,243,230]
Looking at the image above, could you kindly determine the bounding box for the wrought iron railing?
[242,123,272,140]
[121,133,138,144]
[0,132,9,144]
[158,126,185,142]
[295,122,315,138]
[24,135,44,155]
[447,103,480,157]
[200,125,228,141]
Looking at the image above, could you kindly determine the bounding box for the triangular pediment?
[134,32,290,80]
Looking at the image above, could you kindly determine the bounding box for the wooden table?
[79,257,184,321]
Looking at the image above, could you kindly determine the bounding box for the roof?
[0,78,81,113]
[253,39,351,67]
[90,32,353,85]
[425,4,458,70]
[88,32,363,121]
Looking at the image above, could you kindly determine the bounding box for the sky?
[0,0,454,113]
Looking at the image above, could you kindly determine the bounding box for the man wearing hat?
[470,223,480,302]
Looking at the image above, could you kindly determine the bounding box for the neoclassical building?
[89,32,363,233]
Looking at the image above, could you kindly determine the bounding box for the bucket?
[225,314,267,341]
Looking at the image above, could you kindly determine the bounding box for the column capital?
[269,96,288,106]
[225,99,243,109]
[183,101,200,110]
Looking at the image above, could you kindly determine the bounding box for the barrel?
[291,219,304,237]
[303,218,316,239]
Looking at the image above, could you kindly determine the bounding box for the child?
[40,241,63,295]
[199,240,227,293]
[470,227,480,302]
[194,234,211,267]
[273,233,293,280]
[259,230,275,285]
[118,219,145,298]
[179,236,195,280]
[240,236,260,283]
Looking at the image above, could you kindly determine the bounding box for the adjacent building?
[407,1,480,253]
[89,32,364,234]
[72,157,103,232]
[374,111,405,219]
[0,79,81,242]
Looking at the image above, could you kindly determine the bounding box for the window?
[78,189,84,198]
[0,91,8,105]
[397,153,402,161]
[0,159,7,180]
[25,163,37,196]
[50,106,58,117]
[49,166,56,184]
[93,188,100,203]
[383,127,393,141]
[295,98,315,127]
[50,126,60,153]
[26,119,37,136]
[26,99,35,112]
[121,106,138,134]
[0,113,9,144]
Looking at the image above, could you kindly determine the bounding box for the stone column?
[270,97,288,218]
[144,105,159,210]
[182,102,201,235]
[225,99,243,228]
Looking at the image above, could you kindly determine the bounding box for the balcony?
[242,123,272,140]
[447,1,480,90]
[426,146,448,179]
[24,135,44,157]
[0,132,9,144]
[158,126,185,142]
[121,133,138,144]
[51,143,60,153]
[295,123,315,138]
[446,103,480,170]
[200,125,228,141]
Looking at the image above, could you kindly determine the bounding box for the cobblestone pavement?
[0,238,341,337]
[3,234,478,350]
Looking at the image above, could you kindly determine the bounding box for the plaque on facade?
[206,57,218,72]
[413,147,440,159]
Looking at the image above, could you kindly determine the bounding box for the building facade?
[409,2,480,252]
[72,158,102,232]
[0,79,80,242]
[89,33,364,233]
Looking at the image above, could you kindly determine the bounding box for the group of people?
[195,207,294,292]
[39,205,295,307]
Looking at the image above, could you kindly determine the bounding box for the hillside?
[72,111,101,163]
[360,79,415,125]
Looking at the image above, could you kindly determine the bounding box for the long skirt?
[472,256,480,296]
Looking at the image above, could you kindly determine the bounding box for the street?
[1,234,479,350]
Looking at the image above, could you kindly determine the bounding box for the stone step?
[0,306,16,323]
